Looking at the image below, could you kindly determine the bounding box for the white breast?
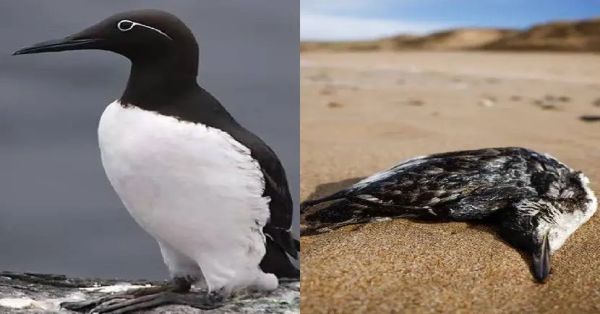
[97,101,275,292]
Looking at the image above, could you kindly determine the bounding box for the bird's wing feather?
[351,148,536,211]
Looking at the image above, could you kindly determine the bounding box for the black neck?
[120,52,198,110]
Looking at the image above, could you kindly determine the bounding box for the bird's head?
[13,10,198,75]
[499,175,597,283]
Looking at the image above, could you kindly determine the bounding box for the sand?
[300,51,600,313]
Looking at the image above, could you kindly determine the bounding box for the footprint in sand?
[327,101,344,109]
[320,86,335,95]
[580,115,600,122]
[405,99,424,106]
[510,95,522,101]
[532,95,565,111]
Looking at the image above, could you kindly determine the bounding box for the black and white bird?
[14,9,298,312]
[301,147,597,282]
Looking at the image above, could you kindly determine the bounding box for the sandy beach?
[301,51,600,313]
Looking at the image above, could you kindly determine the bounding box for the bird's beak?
[532,231,551,283]
[13,36,103,55]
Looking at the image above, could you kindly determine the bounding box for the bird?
[301,147,597,283]
[14,9,299,313]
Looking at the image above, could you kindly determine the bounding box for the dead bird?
[301,147,597,282]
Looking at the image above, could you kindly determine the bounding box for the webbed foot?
[61,277,222,313]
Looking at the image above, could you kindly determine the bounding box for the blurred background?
[0,1,298,280]
[300,1,600,313]
[302,0,600,42]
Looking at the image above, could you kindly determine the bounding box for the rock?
[0,271,299,313]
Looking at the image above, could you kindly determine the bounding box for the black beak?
[13,37,102,55]
[532,231,551,283]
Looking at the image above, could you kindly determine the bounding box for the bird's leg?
[61,277,223,313]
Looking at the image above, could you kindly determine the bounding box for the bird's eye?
[117,20,135,32]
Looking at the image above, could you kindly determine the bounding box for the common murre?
[301,147,597,282]
[14,9,299,313]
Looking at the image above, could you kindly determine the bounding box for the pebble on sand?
[479,97,496,107]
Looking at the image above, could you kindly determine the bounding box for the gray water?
[0,1,299,280]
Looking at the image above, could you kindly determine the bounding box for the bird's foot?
[68,291,222,313]
[61,282,223,313]
[61,285,167,312]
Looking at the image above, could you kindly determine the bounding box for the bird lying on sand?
[301,147,597,282]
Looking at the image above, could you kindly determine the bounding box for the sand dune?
[394,28,517,50]
[484,18,600,51]
[301,18,600,52]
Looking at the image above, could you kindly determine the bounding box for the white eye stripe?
[116,19,173,40]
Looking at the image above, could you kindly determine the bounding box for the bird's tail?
[261,227,299,280]
[301,198,373,235]
[301,195,438,235]
[300,190,348,213]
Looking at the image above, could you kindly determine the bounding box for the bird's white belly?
[97,101,273,291]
